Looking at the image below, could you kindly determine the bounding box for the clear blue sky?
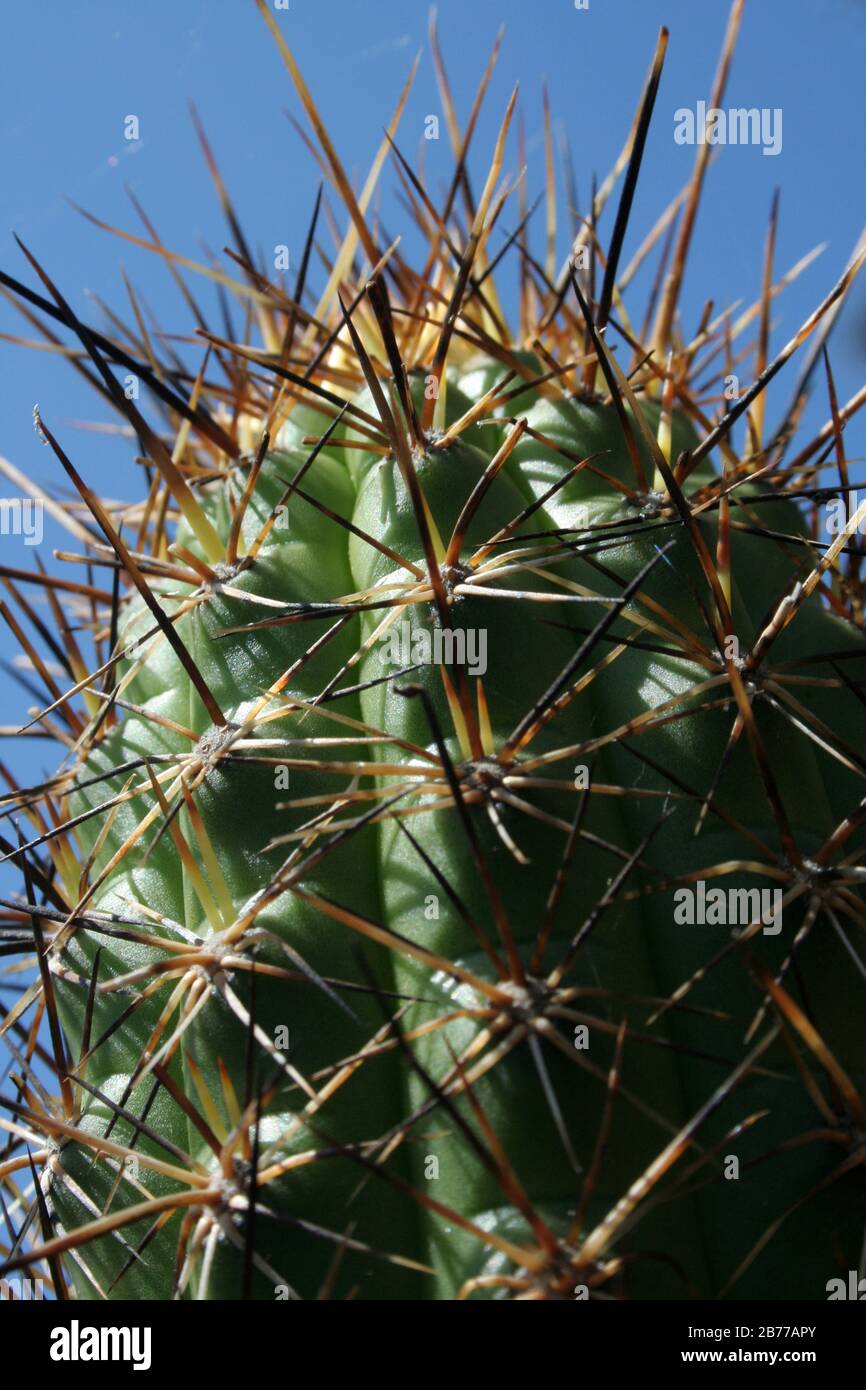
[1,0,866,869]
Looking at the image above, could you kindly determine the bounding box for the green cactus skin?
[5,15,866,1304]
[42,356,865,1301]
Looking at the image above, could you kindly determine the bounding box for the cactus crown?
[2,3,866,1302]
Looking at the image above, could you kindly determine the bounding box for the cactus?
[2,5,866,1302]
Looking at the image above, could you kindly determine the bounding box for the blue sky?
[1,0,866,849]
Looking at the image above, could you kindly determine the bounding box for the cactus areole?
[3,9,866,1302]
